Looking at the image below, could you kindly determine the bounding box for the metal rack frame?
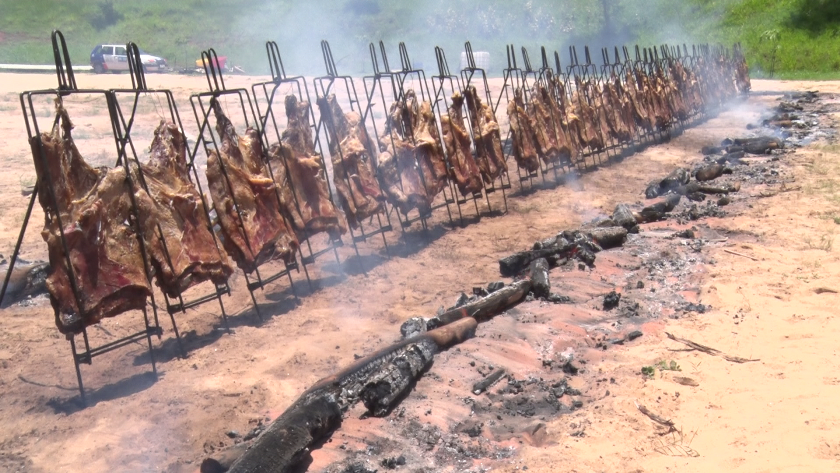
[110,42,234,348]
[189,48,300,321]
[521,45,573,184]
[429,46,485,223]
[494,42,541,192]
[1,31,163,406]
[250,41,348,282]
[359,40,456,230]
[457,42,511,209]
[311,40,395,258]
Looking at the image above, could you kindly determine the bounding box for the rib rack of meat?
[266,95,346,240]
[316,94,385,228]
[506,89,541,174]
[311,40,395,257]
[463,86,507,184]
[439,92,483,196]
[377,89,449,216]
[205,99,299,274]
[131,121,234,299]
[32,103,153,335]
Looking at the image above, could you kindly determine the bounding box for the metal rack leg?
[166,309,186,358]
[142,307,159,375]
[286,270,300,305]
[217,295,231,334]
[69,336,86,407]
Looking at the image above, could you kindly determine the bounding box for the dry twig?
[673,376,699,387]
[665,332,759,363]
[723,248,759,261]
[635,401,675,431]
[755,183,801,198]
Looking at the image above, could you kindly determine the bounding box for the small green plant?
[641,366,656,378]
[656,360,682,372]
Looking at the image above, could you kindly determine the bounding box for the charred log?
[472,368,506,395]
[222,393,342,473]
[694,163,730,182]
[584,227,628,249]
[0,262,49,307]
[636,195,681,222]
[731,136,783,154]
[716,151,746,166]
[612,204,638,230]
[529,258,551,299]
[221,319,479,473]
[437,280,531,325]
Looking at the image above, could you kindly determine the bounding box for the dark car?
[90,44,167,73]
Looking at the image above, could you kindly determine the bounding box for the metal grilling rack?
[457,42,511,210]
[495,42,542,191]
[1,31,163,406]
[189,48,300,321]
[566,45,612,168]
[110,43,234,348]
[311,40,394,258]
[360,41,456,230]
[596,46,641,158]
[250,41,347,284]
[522,45,573,184]
[429,46,485,222]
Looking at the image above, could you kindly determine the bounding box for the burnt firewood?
[360,342,436,416]
[659,168,690,192]
[613,204,637,229]
[584,227,628,249]
[716,151,746,165]
[695,163,726,182]
[486,281,505,293]
[399,317,427,339]
[530,258,551,299]
[696,182,740,194]
[732,136,784,154]
[223,393,343,473]
[472,368,506,395]
[637,195,681,222]
[603,291,621,310]
[437,280,531,326]
[701,145,723,155]
[645,182,663,199]
[223,319,478,473]
[0,261,49,307]
[499,242,575,277]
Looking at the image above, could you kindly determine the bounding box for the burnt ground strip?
[204,91,837,472]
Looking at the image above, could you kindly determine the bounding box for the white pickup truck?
[90,44,167,73]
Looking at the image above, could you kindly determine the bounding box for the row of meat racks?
[1,30,748,405]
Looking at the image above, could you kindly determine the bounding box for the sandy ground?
[0,73,838,472]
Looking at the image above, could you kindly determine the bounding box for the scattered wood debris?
[665,332,759,363]
[723,248,759,261]
[635,401,675,431]
[673,376,700,387]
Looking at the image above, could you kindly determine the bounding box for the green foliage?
[642,360,681,378]
[0,0,837,74]
[656,360,681,372]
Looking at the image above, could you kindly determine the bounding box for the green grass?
[0,0,838,76]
